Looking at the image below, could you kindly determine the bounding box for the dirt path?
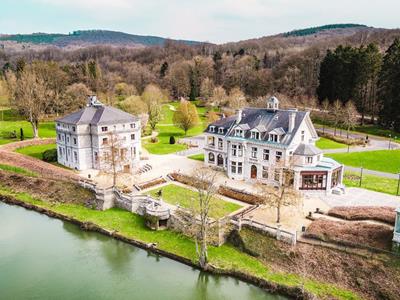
[0,138,80,182]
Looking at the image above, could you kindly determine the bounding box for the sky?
[0,0,399,44]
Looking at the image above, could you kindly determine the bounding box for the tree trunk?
[276,205,281,223]
[199,225,208,269]
[31,120,39,138]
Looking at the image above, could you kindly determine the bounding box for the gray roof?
[205,107,309,146]
[294,143,322,156]
[56,105,138,125]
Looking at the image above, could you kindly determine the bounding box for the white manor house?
[55,96,141,172]
[204,96,343,193]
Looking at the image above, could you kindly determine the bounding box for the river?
[0,202,287,300]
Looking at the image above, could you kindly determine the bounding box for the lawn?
[0,163,38,177]
[146,183,242,219]
[343,171,400,196]
[326,150,400,174]
[188,153,204,161]
[0,109,55,145]
[143,102,208,155]
[0,184,359,300]
[316,137,347,150]
[15,143,56,160]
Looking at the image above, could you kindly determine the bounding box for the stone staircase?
[137,163,152,175]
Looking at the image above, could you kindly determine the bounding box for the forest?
[1,26,400,131]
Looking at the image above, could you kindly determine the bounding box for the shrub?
[328,206,396,225]
[317,130,365,146]
[20,128,24,141]
[150,137,158,143]
[42,148,57,162]
[169,136,176,144]
[218,185,263,205]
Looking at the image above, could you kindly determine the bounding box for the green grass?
[0,109,55,145]
[326,150,400,174]
[0,163,37,177]
[0,185,360,300]
[343,171,400,196]
[316,137,347,149]
[143,102,208,155]
[188,153,204,161]
[15,143,56,160]
[146,183,242,219]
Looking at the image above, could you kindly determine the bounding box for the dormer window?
[209,126,215,133]
[306,156,313,164]
[250,131,260,140]
[235,128,244,137]
[218,128,224,134]
[269,134,279,142]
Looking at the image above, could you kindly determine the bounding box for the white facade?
[393,208,400,248]
[56,97,141,172]
[204,97,343,193]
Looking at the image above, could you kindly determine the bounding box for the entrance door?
[251,165,257,179]
[217,154,224,167]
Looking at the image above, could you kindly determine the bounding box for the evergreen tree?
[160,61,168,78]
[378,38,400,131]
[213,51,222,85]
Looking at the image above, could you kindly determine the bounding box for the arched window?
[208,152,215,163]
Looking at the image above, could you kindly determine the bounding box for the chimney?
[236,109,242,123]
[288,112,296,133]
[87,95,103,107]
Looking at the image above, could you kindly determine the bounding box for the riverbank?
[0,184,359,300]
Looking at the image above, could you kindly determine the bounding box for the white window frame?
[263,149,270,161]
[209,126,215,133]
[218,128,224,134]
[251,147,258,159]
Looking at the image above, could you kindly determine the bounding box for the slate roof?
[294,143,322,156]
[205,107,310,146]
[56,105,138,125]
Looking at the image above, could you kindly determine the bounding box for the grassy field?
[0,184,360,300]
[315,137,347,149]
[343,171,400,196]
[147,183,242,219]
[143,102,208,155]
[326,150,400,174]
[188,153,204,161]
[15,143,57,159]
[0,109,55,145]
[0,163,38,177]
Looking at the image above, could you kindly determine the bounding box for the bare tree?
[227,87,247,110]
[331,100,343,136]
[256,164,302,223]
[141,84,167,131]
[173,100,200,136]
[6,66,48,138]
[189,167,219,269]
[342,100,359,139]
[101,131,129,187]
[209,86,228,108]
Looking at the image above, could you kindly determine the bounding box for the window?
[102,138,108,145]
[123,124,126,129]
[57,123,60,127]
[251,131,260,140]
[276,151,282,162]
[208,136,215,146]
[72,126,76,132]
[218,128,224,134]
[238,144,243,157]
[66,137,69,143]
[94,152,99,163]
[57,134,61,141]
[301,130,305,142]
[235,129,244,137]
[251,147,258,159]
[301,173,327,190]
[130,123,135,128]
[209,126,215,133]
[208,152,215,163]
[101,126,108,132]
[269,134,278,142]
[73,138,77,145]
[61,135,65,141]
[274,169,280,182]
[218,138,223,149]
[262,166,269,178]
[238,162,243,174]
[58,148,62,157]
[231,144,237,156]
[231,161,237,174]
[73,152,78,163]
[263,149,270,161]
[131,134,135,140]
[306,156,313,164]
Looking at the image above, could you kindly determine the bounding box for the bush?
[218,185,263,205]
[328,206,396,225]
[169,136,176,144]
[317,130,365,146]
[150,137,158,143]
[42,148,57,162]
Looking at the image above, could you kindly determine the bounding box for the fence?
[231,218,297,245]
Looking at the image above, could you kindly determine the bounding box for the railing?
[231,218,297,245]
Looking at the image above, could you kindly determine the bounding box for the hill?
[0,30,204,49]
[283,23,368,37]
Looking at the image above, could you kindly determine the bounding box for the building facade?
[203,96,343,193]
[56,96,141,172]
[393,207,400,252]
